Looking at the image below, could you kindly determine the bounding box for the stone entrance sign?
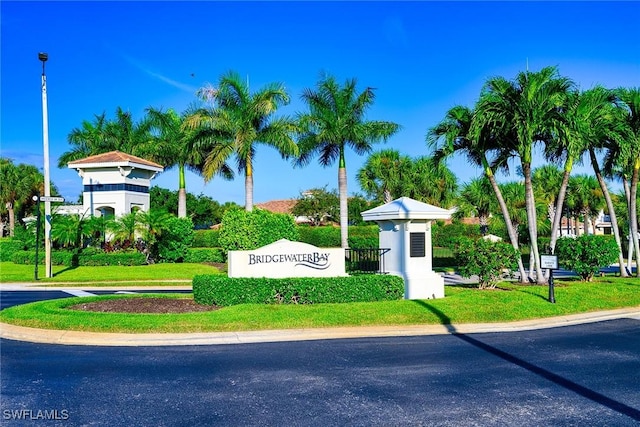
[228,239,347,278]
[362,197,452,300]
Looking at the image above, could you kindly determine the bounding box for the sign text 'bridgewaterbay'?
[228,239,346,278]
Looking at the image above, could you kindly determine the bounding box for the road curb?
[2,307,639,347]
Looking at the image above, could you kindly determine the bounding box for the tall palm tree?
[474,66,573,284]
[357,149,411,203]
[427,105,528,282]
[296,74,399,248]
[611,87,640,275]
[187,71,298,212]
[143,107,230,218]
[532,164,563,234]
[549,87,629,275]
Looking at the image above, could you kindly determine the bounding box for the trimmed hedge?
[11,250,146,266]
[184,248,226,263]
[192,230,221,248]
[0,238,27,262]
[193,274,404,306]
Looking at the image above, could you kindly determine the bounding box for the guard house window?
[409,232,425,257]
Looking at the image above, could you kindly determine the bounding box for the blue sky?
[2,1,639,206]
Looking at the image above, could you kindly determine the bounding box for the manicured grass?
[1,278,638,333]
[0,262,220,283]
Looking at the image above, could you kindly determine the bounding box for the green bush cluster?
[453,237,519,289]
[219,208,298,251]
[192,229,221,248]
[155,217,194,262]
[193,274,404,306]
[296,225,379,248]
[433,222,481,249]
[184,248,226,263]
[555,235,619,281]
[0,238,27,262]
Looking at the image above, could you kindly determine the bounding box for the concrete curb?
[2,307,639,347]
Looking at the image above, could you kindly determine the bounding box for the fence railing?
[345,248,390,274]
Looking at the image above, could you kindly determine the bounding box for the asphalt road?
[1,292,640,426]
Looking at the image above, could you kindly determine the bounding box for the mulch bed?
[70,298,220,314]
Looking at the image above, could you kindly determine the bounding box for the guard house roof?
[67,150,163,172]
[361,197,452,221]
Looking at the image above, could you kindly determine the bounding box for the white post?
[39,52,52,278]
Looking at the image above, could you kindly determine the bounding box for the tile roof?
[255,199,297,214]
[67,150,163,169]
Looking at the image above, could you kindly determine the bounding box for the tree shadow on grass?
[52,265,78,277]
[412,299,640,422]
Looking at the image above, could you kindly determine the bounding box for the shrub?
[453,238,519,289]
[12,250,77,266]
[555,235,619,281]
[193,274,404,306]
[192,229,221,248]
[77,251,147,266]
[0,238,27,262]
[155,217,194,263]
[184,248,226,263]
[219,208,298,251]
[433,222,481,249]
[296,226,340,247]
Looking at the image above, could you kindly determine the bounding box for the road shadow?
[413,299,640,422]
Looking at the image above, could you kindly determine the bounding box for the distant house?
[255,199,310,224]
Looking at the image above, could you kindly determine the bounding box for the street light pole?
[39,52,52,278]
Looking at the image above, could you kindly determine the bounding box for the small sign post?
[540,254,558,303]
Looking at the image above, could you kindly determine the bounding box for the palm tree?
[296,74,399,248]
[474,66,573,284]
[57,113,109,167]
[566,175,604,235]
[0,158,45,236]
[143,107,228,218]
[357,149,411,203]
[406,156,458,208]
[532,165,563,234]
[455,177,494,235]
[187,71,298,212]
[612,87,640,275]
[58,107,150,167]
[549,87,629,275]
[427,105,528,282]
[107,211,142,244]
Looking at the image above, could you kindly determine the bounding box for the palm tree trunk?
[630,164,640,277]
[522,162,545,284]
[484,165,527,282]
[245,155,253,212]
[589,148,628,276]
[338,165,348,249]
[549,160,572,253]
[177,164,187,218]
[6,202,14,237]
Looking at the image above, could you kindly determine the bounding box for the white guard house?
[68,151,163,218]
[361,197,452,300]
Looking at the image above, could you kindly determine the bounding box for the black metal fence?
[345,248,390,274]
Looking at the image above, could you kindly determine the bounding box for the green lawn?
[1,277,638,333]
[0,262,220,284]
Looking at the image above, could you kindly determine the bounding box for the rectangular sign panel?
[540,254,558,269]
[228,239,347,278]
[39,196,65,203]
